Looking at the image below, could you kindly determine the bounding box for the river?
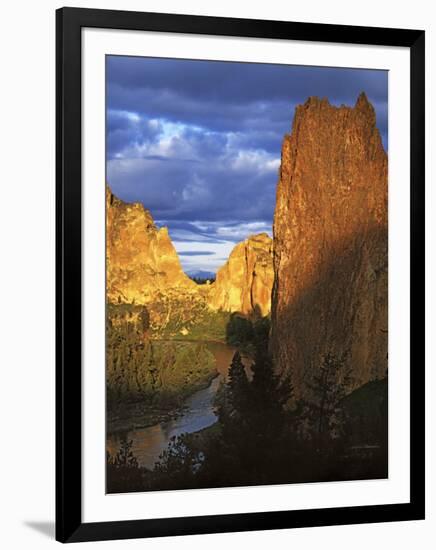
[107,341,247,470]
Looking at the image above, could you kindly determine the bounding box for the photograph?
[105,56,389,494]
[0,1,428,546]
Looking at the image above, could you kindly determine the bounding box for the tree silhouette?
[113,437,139,468]
[225,315,254,347]
[227,351,250,414]
[304,352,352,438]
[251,344,292,410]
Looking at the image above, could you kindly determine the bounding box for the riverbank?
[107,340,244,469]
[107,374,224,469]
[107,371,218,435]
[107,327,219,422]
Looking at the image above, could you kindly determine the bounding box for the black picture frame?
[56,7,425,543]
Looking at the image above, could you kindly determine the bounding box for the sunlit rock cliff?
[271,93,388,399]
[209,233,273,316]
[106,186,196,305]
[107,185,274,320]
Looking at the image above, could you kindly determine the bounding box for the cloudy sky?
[106,56,388,275]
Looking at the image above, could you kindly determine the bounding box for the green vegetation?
[139,295,229,341]
[107,304,217,429]
[108,437,138,468]
[107,438,143,493]
[225,313,270,354]
[189,276,216,285]
[298,351,353,439]
[106,305,387,493]
[107,343,387,492]
[341,376,388,448]
[177,309,229,342]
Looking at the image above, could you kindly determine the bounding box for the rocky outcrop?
[209,233,274,316]
[106,186,196,305]
[106,186,273,333]
[271,93,388,400]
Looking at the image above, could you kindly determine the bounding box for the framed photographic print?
[56,7,425,543]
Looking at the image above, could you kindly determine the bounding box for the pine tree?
[250,346,293,441]
[217,351,251,452]
[251,347,292,412]
[305,352,352,438]
[227,351,249,414]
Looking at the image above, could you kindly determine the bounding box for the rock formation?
[271,93,388,399]
[106,186,274,333]
[106,186,196,305]
[210,233,274,316]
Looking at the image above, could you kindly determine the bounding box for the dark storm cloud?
[106,56,388,271]
[107,57,388,139]
[107,57,387,106]
[108,154,277,224]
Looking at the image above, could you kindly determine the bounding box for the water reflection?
[107,341,246,469]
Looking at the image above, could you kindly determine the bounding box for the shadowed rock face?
[106,186,196,304]
[271,93,388,400]
[209,233,273,316]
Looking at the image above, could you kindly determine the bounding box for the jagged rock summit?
[106,185,196,304]
[106,185,274,317]
[271,93,388,399]
[210,233,274,316]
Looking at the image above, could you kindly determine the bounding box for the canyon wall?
[106,186,196,305]
[271,93,388,399]
[106,187,272,332]
[209,233,273,316]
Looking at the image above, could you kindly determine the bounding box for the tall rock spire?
[271,95,388,400]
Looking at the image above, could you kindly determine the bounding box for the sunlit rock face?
[209,233,274,316]
[106,187,273,332]
[106,186,196,305]
[271,93,388,399]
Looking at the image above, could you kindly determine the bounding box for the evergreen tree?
[305,352,352,438]
[252,316,270,348]
[227,351,249,415]
[217,352,249,430]
[251,348,291,412]
[250,346,293,442]
[225,315,254,347]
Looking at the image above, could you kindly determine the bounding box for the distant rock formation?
[271,93,388,400]
[209,233,274,316]
[106,186,196,305]
[106,187,273,324]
